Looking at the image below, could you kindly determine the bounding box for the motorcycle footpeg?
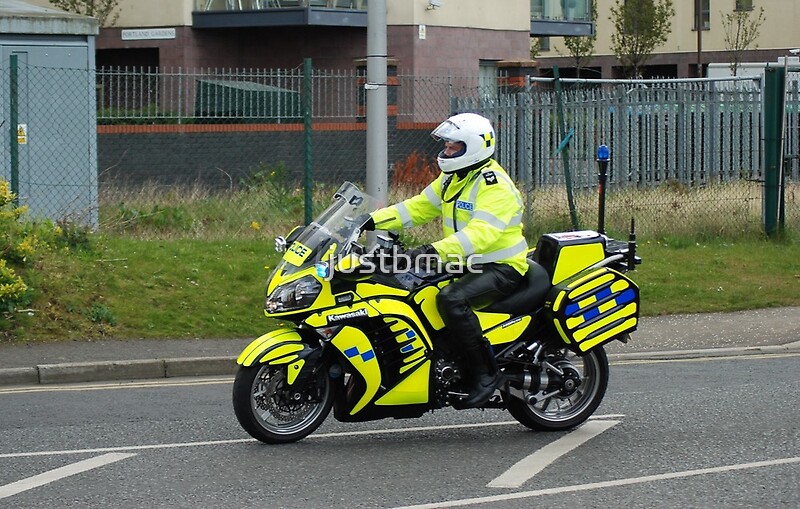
[447,391,470,410]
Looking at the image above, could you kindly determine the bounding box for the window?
[531,0,545,19]
[479,61,498,100]
[539,36,550,52]
[694,0,710,30]
[561,0,589,21]
[735,0,753,11]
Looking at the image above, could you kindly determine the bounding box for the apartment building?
[537,0,799,78]
[25,0,592,76]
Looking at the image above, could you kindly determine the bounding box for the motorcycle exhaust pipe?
[506,372,536,391]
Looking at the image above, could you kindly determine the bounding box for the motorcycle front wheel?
[232,363,333,444]
[507,346,609,431]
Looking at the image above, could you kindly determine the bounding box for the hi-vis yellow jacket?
[372,159,529,275]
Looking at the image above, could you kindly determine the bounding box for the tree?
[530,37,542,60]
[721,6,765,76]
[49,0,120,27]
[610,0,675,78]
[561,0,598,78]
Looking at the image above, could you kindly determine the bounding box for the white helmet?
[431,113,496,174]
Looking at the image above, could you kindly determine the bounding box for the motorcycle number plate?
[284,241,313,266]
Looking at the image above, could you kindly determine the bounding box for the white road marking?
[488,420,620,488]
[0,453,135,500]
[0,414,623,459]
[0,377,234,395]
[1,352,795,395]
[393,456,800,509]
[611,352,800,366]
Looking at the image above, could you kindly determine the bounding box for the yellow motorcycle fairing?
[483,314,534,346]
[330,326,382,414]
[264,265,340,319]
[304,297,433,415]
[236,328,315,386]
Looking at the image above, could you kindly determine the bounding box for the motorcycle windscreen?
[269,182,380,282]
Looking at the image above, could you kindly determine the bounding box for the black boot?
[461,340,501,408]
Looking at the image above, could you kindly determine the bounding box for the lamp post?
[366,0,388,208]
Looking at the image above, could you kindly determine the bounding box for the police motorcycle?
[232,181,641,444]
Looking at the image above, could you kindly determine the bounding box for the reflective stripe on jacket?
[371,159,529,275]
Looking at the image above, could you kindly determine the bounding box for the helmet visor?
[430,119,460,142]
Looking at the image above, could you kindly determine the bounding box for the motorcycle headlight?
[266,275,322,313]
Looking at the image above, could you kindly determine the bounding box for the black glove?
[356,214,375,231]
[406,244,439,271]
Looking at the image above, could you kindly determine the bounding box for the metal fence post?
[553,66,579,230]
[9,54,19,203]
[708,80,719,181]
[763,67,785,236]
[303,58,313,225]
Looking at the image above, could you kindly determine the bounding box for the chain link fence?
[0,63,98,226]
[2,63,798,242]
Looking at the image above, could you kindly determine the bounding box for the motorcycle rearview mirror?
[376,234,393,250]
[274,236,287,253]
[387,231,406,251]
[275,225,304,253]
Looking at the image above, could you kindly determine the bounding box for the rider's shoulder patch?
[482,171,498,185]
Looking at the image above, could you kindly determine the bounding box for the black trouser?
[436,263,524,351]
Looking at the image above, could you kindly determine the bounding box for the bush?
[240,161,304,216]
[392,151,438,187]
[0,179,93,319]
[0,181,34,312]
[0,259,28,313]
[113,203,194,233]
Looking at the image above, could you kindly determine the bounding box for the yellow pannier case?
[544,266,640,353]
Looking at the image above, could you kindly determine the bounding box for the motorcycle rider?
[362,112,529,407]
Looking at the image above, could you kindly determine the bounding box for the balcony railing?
[196,0,367,11]
[197,1,584,20]
[531,0,592,22]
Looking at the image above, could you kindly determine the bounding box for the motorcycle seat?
[482,260,551,315]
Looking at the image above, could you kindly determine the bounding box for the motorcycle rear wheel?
[233,363,333,444]
[507,346,609,431]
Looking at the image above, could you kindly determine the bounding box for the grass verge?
[3,235,799,342]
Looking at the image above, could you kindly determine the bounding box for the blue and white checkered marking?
[565,287,636,321]
[344,346,375,362]
[399,330,418,353]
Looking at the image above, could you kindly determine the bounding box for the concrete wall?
[390,0,529,31]
[31,0,530,31]
[96,25,367,70]
[31,0,531,75]
[390,24,531,75]
[539,0,800,77]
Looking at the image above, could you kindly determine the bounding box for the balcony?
[193,0,367,28]
[531,0,594,37]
